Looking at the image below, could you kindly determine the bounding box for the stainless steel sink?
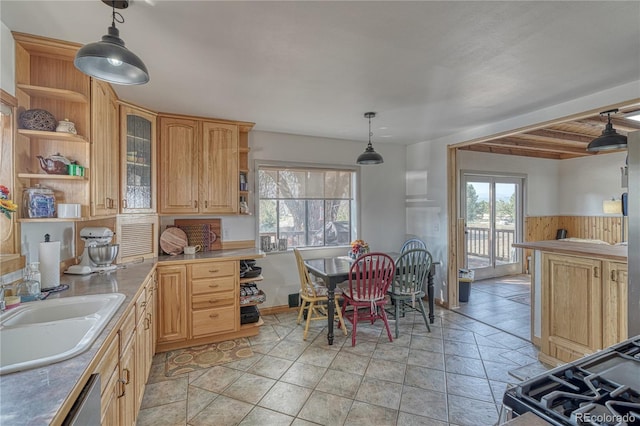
[0,293,125,375]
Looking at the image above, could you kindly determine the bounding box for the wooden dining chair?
[400,237,427,253]
[293,248,347,340]
[340,252,395,346]
[388,248,433,338]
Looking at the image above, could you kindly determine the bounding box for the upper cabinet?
[91,80,119,217]
[120,102,157,214]
[158,114,254,215]
[13,33,91,221]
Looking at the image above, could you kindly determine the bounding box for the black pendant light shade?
[586,109,627,152]
[357,112,384,165]
[74,1,149,85]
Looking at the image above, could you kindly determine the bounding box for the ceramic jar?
[55,119,77,134]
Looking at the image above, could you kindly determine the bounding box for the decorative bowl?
[19,109,57,131]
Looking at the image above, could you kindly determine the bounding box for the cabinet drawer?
[192,292,235,310]
[119,306,136,355]
[94,335,118,396]
[191,276,236,295]
[192,306,236,337]
[190,261,236,279]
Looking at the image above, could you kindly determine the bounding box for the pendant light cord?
[368,114,373,148]
[111,1,125,26]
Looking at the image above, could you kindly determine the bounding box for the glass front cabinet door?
[120,103,157,214]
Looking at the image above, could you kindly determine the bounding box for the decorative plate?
[160,227,188,255]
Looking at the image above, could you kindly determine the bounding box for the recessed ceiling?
[1,1,639,147]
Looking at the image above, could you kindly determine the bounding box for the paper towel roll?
[39,241,60,288]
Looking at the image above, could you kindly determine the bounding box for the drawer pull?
[209,313,219,319]
[117,379,127,398]
[209,269,220,273]
[208,284,219,288]
[144,317,150,330]
[594,266,599,278]
[208,299,217,304]
[611,270,617,281]
[140,300,147,308]
[123,368,131,384]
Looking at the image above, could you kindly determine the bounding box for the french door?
[461,172,524,280]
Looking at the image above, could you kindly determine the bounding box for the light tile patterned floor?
[138,303,547,426]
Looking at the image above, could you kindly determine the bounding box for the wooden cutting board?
[160,227,188,255]
[174,219,222,250]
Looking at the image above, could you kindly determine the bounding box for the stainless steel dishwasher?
[62,373,101,425]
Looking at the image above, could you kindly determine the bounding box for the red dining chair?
[340,252,395,346]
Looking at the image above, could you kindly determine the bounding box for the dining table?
[304,252,437,345]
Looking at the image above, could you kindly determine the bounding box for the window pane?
[258,164,356,249]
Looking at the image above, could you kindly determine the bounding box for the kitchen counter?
[0,247,263,425]
[513,239,627,261]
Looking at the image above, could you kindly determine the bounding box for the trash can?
[458,269,475,303]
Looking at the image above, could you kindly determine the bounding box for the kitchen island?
[0,247,263,426]
[513,239,628,366]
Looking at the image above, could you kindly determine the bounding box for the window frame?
[254,159,361,251]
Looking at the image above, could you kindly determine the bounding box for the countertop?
[512,239,628,262]
[0,247,264,425]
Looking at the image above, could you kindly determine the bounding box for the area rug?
[164,338,254,377]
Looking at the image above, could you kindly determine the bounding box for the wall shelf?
[17,129,88,143]
[17,84,89,103]
[18,173,86,180]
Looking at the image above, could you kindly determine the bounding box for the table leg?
[326,279,335,345]
[428,264,435,324]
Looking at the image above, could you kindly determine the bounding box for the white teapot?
[55,118,77,134]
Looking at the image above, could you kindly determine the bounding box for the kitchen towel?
[39,240,60,288]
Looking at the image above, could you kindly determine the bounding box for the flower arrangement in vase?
[349,239,370,259]
[0,185,17,219]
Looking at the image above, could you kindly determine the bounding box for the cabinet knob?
[594,266,600,278]
[205,200,209,208]
[122,199,127,209]
[611,270,617,281]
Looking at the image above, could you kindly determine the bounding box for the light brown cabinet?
[91,79,119,217]
[540,252,628,365]
[158,115,254,215]
[13,33,91,221]
[120,102,157,214]
[156,264,188,344]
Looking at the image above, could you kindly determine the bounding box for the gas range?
[501,336,640,425]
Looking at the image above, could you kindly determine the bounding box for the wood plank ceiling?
[458,103,640,159]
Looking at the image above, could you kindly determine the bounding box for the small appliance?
[65,227,119,275]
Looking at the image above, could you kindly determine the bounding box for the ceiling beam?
[578,118,640,133]
[458,144,571,160]
[482,138,592,156]
[524,128,595,143]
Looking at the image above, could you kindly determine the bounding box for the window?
[257,163,357,249]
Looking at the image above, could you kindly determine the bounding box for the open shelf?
[18,217,89,223]
[240,275,263,284]
[240,317,264,329]
[17,84,89,103]
[18,173,86,180]
[17,129,89,143]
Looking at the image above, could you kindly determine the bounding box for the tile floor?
[455,275,532,341]
[137,303,549,426]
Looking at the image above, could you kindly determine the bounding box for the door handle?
[594,266,599,278]
[611,270,617,282]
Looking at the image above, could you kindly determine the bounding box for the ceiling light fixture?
[586,109,627,152]
[357,112,384,165]
[74,0,149,85]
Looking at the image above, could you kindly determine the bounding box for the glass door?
[462,173,523,279]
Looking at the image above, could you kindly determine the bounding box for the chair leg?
[417,298,431,332]
[394,298,401,338]
[335,296,348,335]
[303,300,314,340]
[297,299,306,324]
[351,305,358,346]
[380,306,394,343]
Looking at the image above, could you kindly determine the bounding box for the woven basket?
[19,109,57,131]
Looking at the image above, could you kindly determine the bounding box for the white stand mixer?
[65,227,118,275]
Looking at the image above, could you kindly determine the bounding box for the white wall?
[0,22,15,95]
[558,152,627,215]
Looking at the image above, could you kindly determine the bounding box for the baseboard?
[260,305,297,315]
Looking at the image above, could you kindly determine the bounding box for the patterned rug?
[164,338,254,377]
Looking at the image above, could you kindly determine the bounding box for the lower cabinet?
[540,253,628,364]
[156,259,262,352]
[94,273,156,425]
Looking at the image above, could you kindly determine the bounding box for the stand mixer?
[65,227,119,275]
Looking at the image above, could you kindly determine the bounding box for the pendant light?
[586,109,627,152]
[357,112,384,165]
[74,0,149,85]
